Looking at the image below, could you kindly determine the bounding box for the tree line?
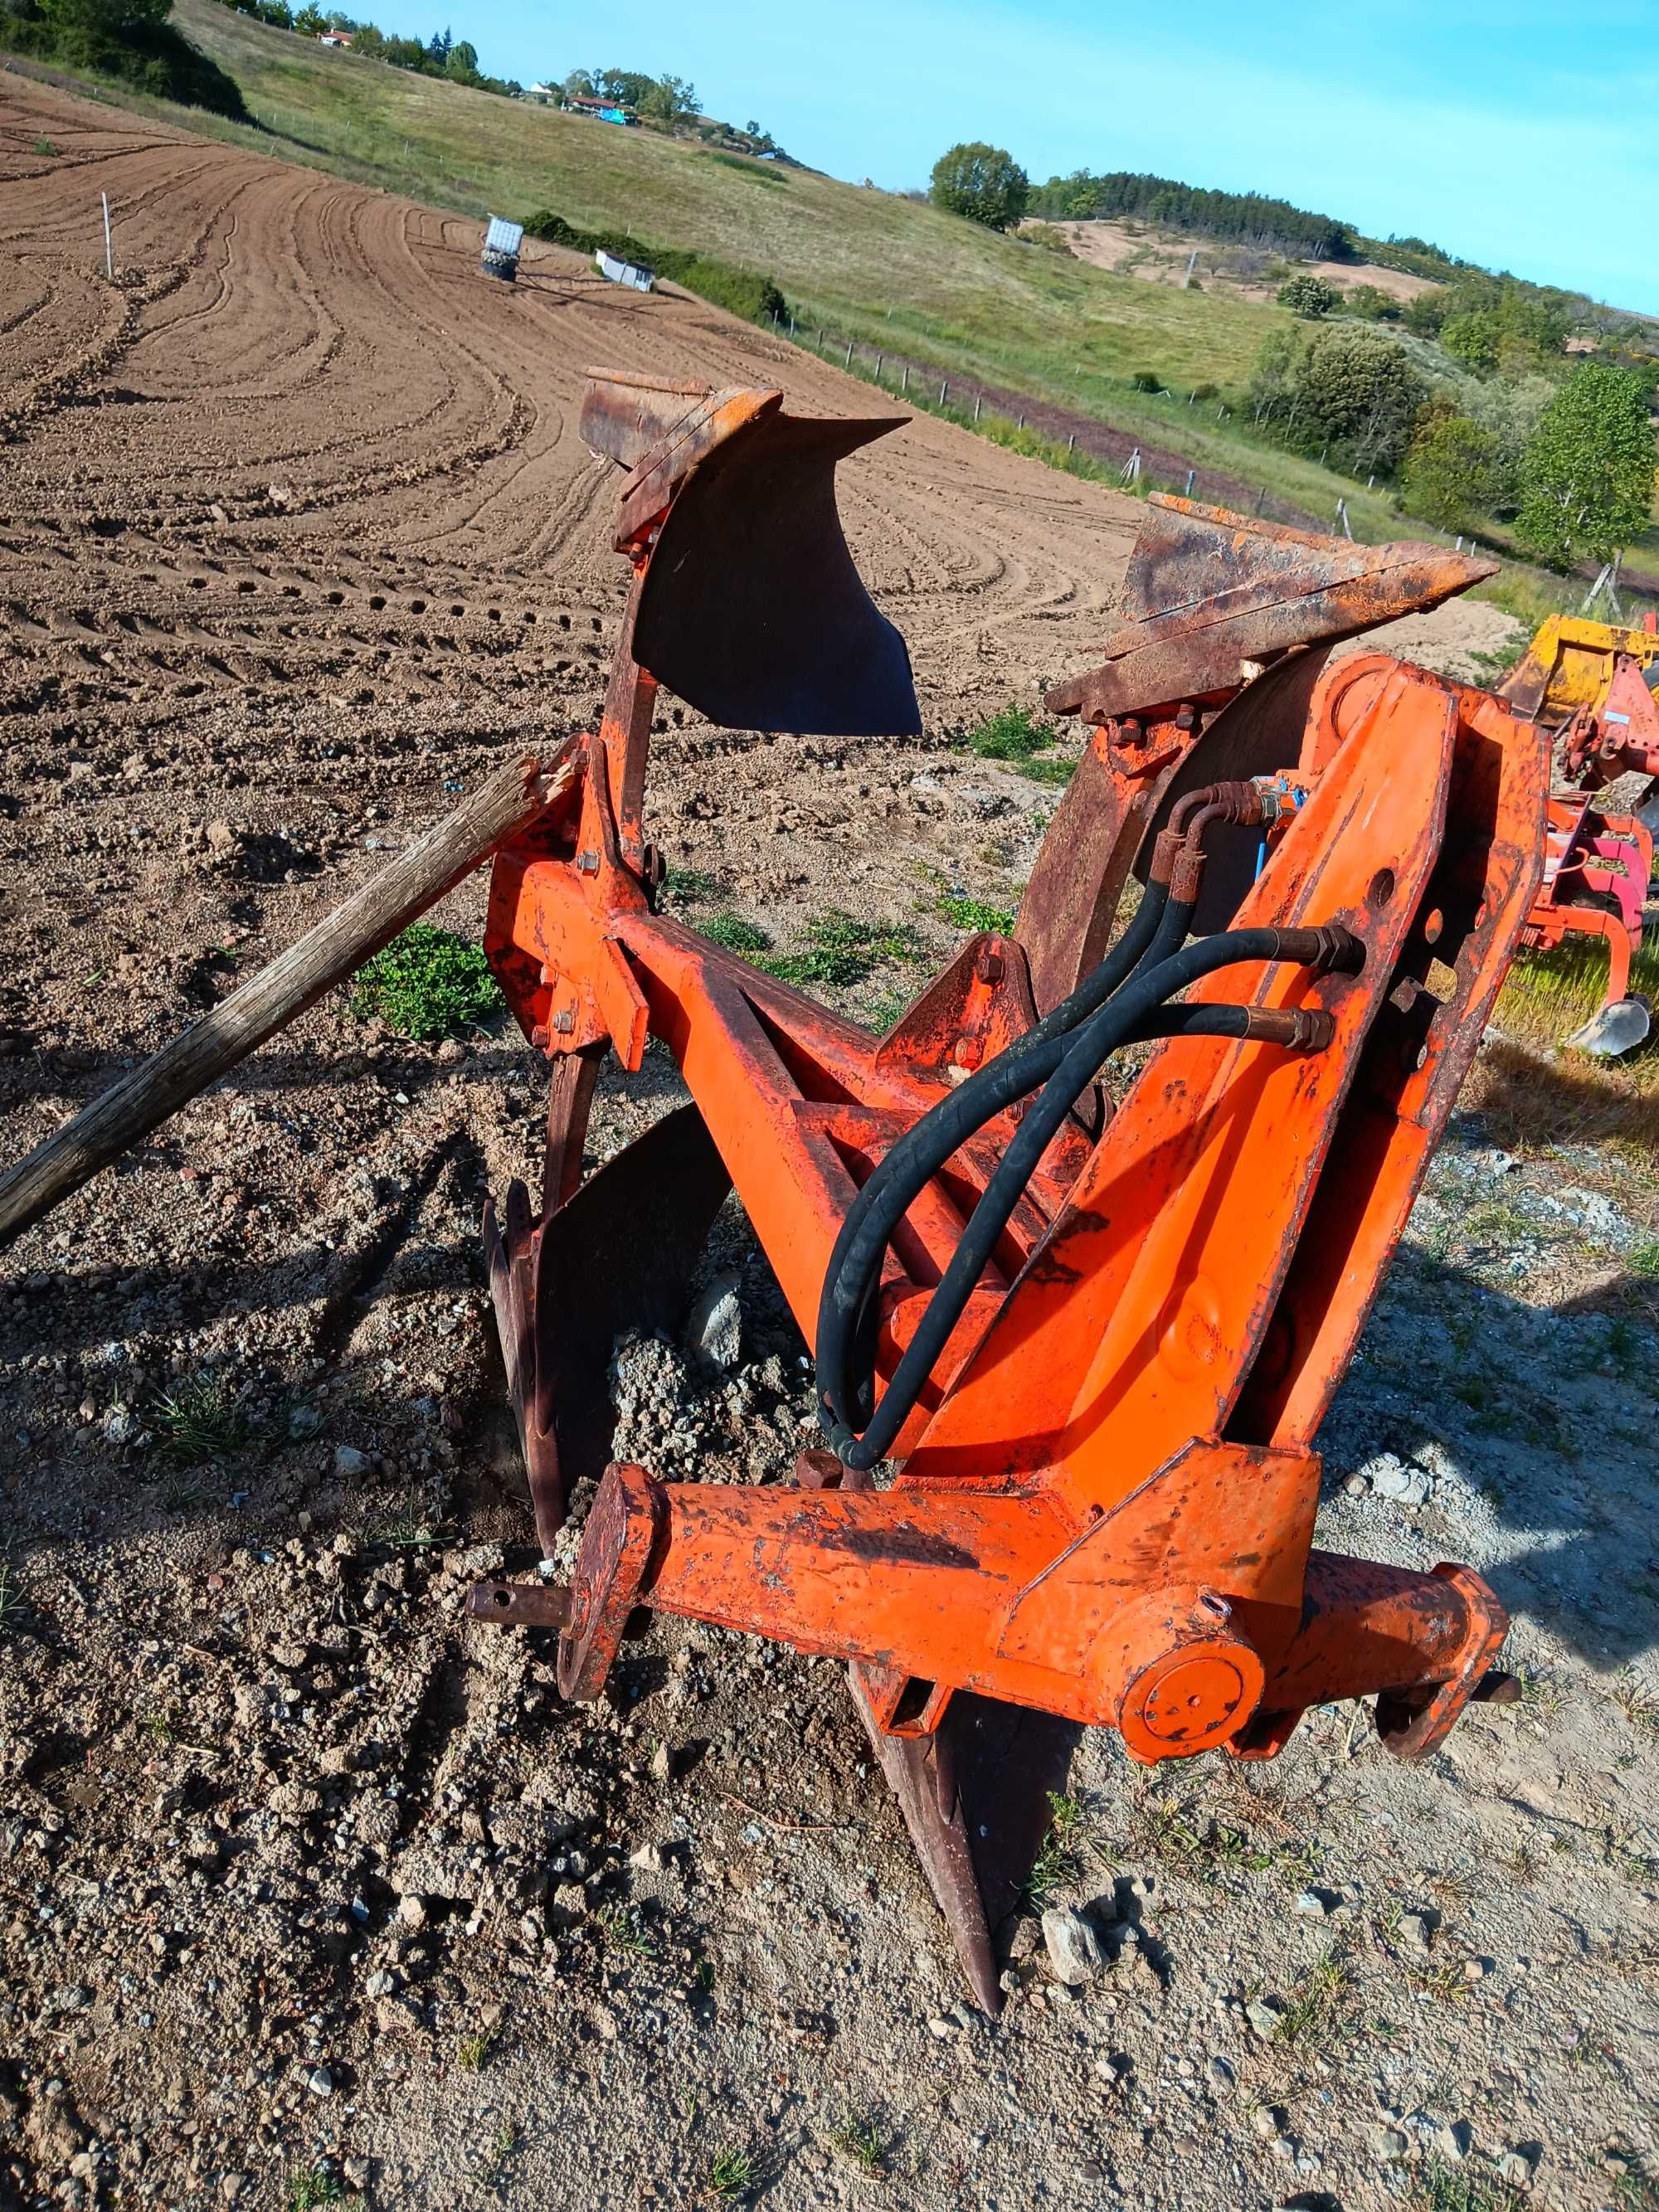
[1029,168,1354,260]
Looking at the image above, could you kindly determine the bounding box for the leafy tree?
[929,142,1029,231]
[1402,288,1448,337]
[444,36,477,78]
[1342,283,1399,322]
[561,67,594,98]
[591,67,656,107]
[637,71,697,122]
[1278,272,1337,318]
[1250,322,1428,474]
[1401,414,1501,529]
[41,0,173,28]
[425,23,449,63]
[350,20,382,53]
[1293,323,1428,470]
[1463,372,1555,514]
[293,2,327,33]
[1515,363,1657,566]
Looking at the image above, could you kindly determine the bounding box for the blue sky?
[447,1,1659,313]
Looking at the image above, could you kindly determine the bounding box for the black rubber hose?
[815,884,1194,1434]
[825,922,1361,1469]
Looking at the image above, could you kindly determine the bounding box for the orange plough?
[472,375,1547,2009]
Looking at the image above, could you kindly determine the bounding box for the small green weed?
[0,1558,24,1639]
[149,1373,247,1466]
[455,2029,496,2070]
[597,1902,658,1957]
[1411,2159,1525,2212]
[698,911,772,954]
[35,136,57,156]
[959,704,1074,785]
[1022,1790,1087,1908]
[1272,1943,1355,2049]
[758,910,923,989]
[285,2169,347,2212]
[829,2112,890,2176]
[663,865,721,905]
[348,922,503,1041]
[1613,1671,1659,1731]
[937,893,1014,932]
[139,1704,178,1746]
[366,1505,452,1551]
[1630,1238,1659,1280]
[1612,2161,1659,2210]
[861,987,913,1035]
[706,2146,757,2201]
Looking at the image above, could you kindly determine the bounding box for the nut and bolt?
[576,848,601,876]
[975,948,1005,985]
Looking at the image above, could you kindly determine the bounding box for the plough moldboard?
[0,367,1555,2014]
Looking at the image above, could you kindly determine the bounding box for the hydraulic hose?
[821,921,1361,1469]
[815,873,1198,1436]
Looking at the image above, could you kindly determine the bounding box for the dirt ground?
[1039,220,1438,309]
[2,66,1657,2212]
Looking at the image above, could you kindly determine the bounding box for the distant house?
[567,95,635,126]
[522,82,556,102]
[317,30,352,46]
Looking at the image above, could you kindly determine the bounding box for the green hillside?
[157,0,1289,406]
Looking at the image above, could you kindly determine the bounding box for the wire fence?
[763,309,1355,537]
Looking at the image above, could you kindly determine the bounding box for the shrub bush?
[349,924,504,1040]
[0,0,248,117]
[1129,369,1162,393]
[1277,272,1338,319]
[523,211,786,325]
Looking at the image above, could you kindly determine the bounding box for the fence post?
[1185,468,1194,496]
[1335,498,1353,541]
[1254,485,1267,515]
[1017,415,1024,430]
[939,379,948,406]
[973,394,981,425]
[876,352,884,380]
[790,317,796,338]
[900,363,908,395]
[101,192,112,280]
[1068,433,1075,453]
[844,338,854,367]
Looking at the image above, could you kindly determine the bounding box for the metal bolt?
[952,1035,984,1070]
[974,948,1005,985]
[552,1010,575,1035]
[576,848,600,876]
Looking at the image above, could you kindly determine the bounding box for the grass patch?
[1630,1238,1659,1279]
[705,2147,757,2202]
[1021,1791,1087,1909]
[697,911,771,955]
[958,704,1075,785]
[1270,1942,1356,2049]
[828,2112,890,2177]
[757,909,924,989]
[348,922,503,1041]
[0,1558,24,1639]
[285,2169,348,2212]
[149,1373,247,1466]
[596,1903,658,1958]
[1410,2161,1526,2212]
[662,865,721,905]
[35,135,56,156]
[937,893,1014,931]
[455,2029,496,2071]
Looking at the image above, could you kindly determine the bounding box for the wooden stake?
[0,741,584,1249]
[101,191,112,280]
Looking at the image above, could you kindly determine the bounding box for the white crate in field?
[596,248,654,292]
[484,216,524,258]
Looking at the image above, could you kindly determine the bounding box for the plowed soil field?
[4,64,1655,2212]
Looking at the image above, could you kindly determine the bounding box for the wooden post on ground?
[973,393,981,424]
[0,741,584,1250]
[939,378,948,407]
[101,192,112,280]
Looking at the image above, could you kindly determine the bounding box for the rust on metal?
[469,408,1537,2011]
